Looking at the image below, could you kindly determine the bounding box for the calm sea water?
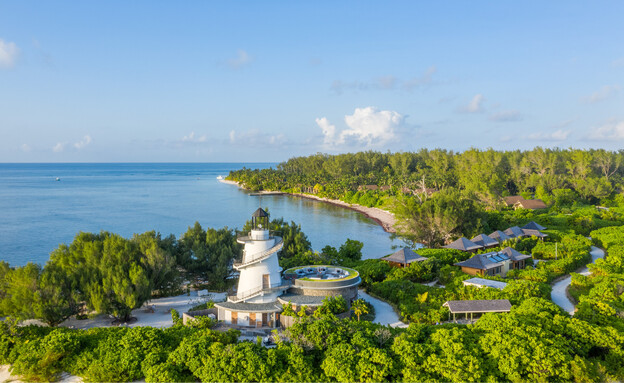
[0,163,403,266]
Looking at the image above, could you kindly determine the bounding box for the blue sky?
[1,1,623,162]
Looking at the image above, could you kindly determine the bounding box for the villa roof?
[504,226,526,238]
[471,234,499,248]
[522,229,548,238]
[382,247,428,265]
[443,299,512,314]
[252,208,269,218]
[522,221,547,231]
[443,237,483,252]
[455,253,503,270]
[514,199,547,210]
[489,230,513,243]
[462,277,508,290]
[503,196,525,206]
[499,247,531,262]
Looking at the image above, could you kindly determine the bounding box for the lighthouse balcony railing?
[233,237,283,269]
[228,280,292,303]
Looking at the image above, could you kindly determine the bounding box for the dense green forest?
[228,149,624,246]
[1,295,623,382]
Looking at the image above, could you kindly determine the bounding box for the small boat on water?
[216,175,224,180]
[55,177,60,181]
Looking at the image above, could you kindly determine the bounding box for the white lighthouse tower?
[214,208,289,327]
[230,208,288,303]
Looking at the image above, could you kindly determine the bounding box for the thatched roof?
[381,247,428,265]
[443,299,512,314]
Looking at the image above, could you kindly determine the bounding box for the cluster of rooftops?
[443,221,547,252]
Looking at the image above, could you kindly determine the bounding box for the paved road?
[358,290,408,328]
[550,246,605,315]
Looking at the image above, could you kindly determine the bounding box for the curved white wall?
[236,230,283,303]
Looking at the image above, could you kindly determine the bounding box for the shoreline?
[219,179,397,233]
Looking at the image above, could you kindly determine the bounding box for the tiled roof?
[455,253,503,270]
[504,226,526,238]
[489,230,513,243]
[503,196,525,206]
[522,229,548,238]
[443,299,512,313]
[500,247,531,261]
[252,208,269,217]
[515,199,547,209]
[381,247,428,264]
[471,234,499,247]
[522,221,547,230]
[443,237,483,251]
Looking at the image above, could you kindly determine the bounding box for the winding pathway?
[358,290,408,328]
[550,246,605,315]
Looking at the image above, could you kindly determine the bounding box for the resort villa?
[214,208,361,328]
[381,247,428,268]
[454,247,532,277]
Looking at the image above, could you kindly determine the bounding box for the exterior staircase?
[233,237,283,270]
[227,280,292,303]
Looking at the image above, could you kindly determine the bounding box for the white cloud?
[489,110,522,122]
[319,107,404,147]
[460,94,485,113]
[182,132,206,143]
[227,49,251,69]
[342,107,403,145]
[583,85,620,103]
[73,135,92,149]
[53,143,65,153]
[588,119,624,140]
[527,129,571,141]
[315,117,336,146]
[0,39,19,68]
[20,144,31,152]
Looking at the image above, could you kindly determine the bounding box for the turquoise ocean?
[0,163,402,266]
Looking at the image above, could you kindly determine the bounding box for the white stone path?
[358,290,408,328]
[550,246,605,315]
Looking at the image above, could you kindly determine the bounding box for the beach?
[219,179,397,233]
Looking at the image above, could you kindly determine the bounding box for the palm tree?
[352,299,369,321]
